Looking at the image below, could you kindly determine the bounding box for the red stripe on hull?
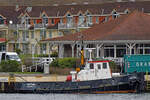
[88,60,110,63]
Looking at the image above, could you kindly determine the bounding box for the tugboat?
[0,48,145,93]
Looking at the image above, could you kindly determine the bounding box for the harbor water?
[0,93,149,100]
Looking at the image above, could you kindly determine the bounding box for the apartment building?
[12,5,124,54]
[0,1,150,54]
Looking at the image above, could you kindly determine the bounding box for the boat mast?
[76,33,84,72]
[81,36,84,66]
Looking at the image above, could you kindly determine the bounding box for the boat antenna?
[85,48,96,61]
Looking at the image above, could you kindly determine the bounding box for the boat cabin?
[67,48,112,82]
[76,60,112,81]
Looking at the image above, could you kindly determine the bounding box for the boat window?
[6,55,9,60]
[90,63,94,69]
[2,53,6,60]
[103,63,107,69]
[97,64,101,69]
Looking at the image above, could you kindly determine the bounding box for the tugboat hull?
[0,73,145,93]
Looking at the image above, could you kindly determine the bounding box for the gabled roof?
[2,1,150,24]
[0,6,25,24]
[43,11,150,42]
[21,1,150,17]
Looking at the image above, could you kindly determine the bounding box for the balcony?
[34,24,48,29]
[9,24,46,30]
[8,37,29,44]
[58,23,76,29]
[17,24,31,30]
[58,22,91,29]
[8,24,17,30]
[0,24,8,28]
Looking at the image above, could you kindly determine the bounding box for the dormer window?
[96,17,99,24]
[66,13,73,27]
[67,14,71,17]
[25,15,30,24]
[86,12,90,16]
[112,11,119,19]
[125,11,128,14]
[0,16,4,24]
[78,13,84,25]
[86,12,92,25]
[124,9,129,14]
[42,14,48,24]
[51,19,54,24]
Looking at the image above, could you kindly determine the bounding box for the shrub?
[15,48,22,55]
[0,60,21,72]
[36,52,58,57]
[50,57,77,68]
[23,57,33,67]
[19,54,32,65]
[37,54,49,57]
[50,67,74,75]
[50,52,58,57]
[50,58,59,67]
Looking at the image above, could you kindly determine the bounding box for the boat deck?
[0,74,67,82]
[0,73,150,82]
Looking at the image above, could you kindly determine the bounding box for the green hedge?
[50,57,77,68]
[50,58,120,72]
[36,52,58,57]
[0,60,21,72]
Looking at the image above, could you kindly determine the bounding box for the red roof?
[43,11,150,42]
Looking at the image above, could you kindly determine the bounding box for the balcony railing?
[8,24,17,30]
[58,22,92,29]
[0,24,8,28]
[17,24,31,30]
[34,24,46,29]
[7,22,92,30]
[8,24,31,30]
[8,38,29,43]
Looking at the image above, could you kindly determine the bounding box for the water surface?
[0,93,149,100]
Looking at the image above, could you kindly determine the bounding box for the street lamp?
[9,20,13,25]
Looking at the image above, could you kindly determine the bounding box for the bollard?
[44,63,50,74]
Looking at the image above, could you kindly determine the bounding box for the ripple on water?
[0,93,149,100]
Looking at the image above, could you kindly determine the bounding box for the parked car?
[0,52,21,63]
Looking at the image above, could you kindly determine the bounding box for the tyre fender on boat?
[129,73,145,92]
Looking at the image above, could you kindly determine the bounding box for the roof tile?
[43,11,150,42]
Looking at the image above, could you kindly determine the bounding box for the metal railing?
[58,22,91,29]
[22,57,55,72]
[0,24,8,28]
[7,22,92,30]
